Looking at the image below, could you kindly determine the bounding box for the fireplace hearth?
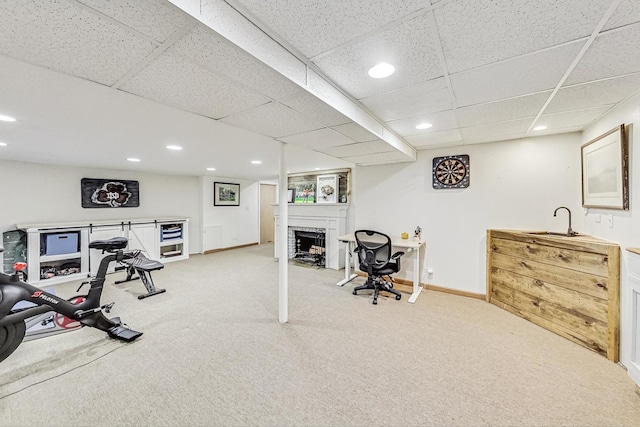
[273,203,349,270]
[293,230,326,267]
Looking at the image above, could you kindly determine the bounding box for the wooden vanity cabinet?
[486,229,620,361]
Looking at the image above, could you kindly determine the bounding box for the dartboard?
[432,155,470,189]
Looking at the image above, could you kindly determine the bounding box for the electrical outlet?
[427,269,434,278]
[607,214,613,228]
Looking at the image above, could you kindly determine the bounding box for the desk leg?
[407,247,422,303]
[337,241,357,286]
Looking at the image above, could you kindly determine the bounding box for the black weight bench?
[115,252,166,300]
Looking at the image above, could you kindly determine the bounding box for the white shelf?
[40,252,82,262]
[161,250,182,257]
[160,238,183,246]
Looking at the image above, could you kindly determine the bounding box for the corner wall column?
[278,142,288,323]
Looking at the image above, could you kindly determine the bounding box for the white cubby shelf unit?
[15,217,189,286]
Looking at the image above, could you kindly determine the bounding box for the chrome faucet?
[553,206,576,236]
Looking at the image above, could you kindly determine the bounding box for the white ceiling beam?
[167,0,416,161]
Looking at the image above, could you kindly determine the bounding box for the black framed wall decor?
[214,182,240,206]
[81,178,139,208]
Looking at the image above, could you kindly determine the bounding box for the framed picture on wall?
[581,124,629,210]
[214,182,240,206]
[316,174,338,203]
[81,178,140,208]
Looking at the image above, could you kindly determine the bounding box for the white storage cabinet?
[627,249,640,388]
[17,218,189,286]
[23,226,90,286]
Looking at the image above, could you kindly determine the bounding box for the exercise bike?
[0,237,143,364]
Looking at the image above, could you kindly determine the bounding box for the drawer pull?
[533,279,543,286]
[596,283,608,290]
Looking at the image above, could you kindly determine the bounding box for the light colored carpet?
[1,243,639,426]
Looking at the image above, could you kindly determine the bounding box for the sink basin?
[526,231,579,237]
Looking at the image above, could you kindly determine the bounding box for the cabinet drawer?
[491,237,608,276]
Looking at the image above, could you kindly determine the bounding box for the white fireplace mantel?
[273,204,349,270]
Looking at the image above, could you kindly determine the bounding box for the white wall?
[581,92,640,369]
[0,160,201,253]
[354,132,583,294]
[200,176,259,251]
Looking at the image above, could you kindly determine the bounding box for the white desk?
[336,233,425,303]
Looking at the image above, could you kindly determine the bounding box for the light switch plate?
[607,214,613,228]
[595,214,601,223]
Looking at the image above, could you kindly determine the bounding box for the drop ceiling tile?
[603,0,640,31]
[529,125,584,137]
[279,92,351,127]
[435,0,610,73]
[234,0,428,58]
[221,102,325,138]
[463,133,526,145]
[318,140,395,158]
[405,129,463,148]
[313,12,442,99]
[386,110,459,136]
[77,0,191,42]
[536,105,613,130]
[457,91,551,127]
[416,140,464,150]
[460,117,532,140]
[172,25,301,100]
[566,24,640,85]
[342,150,413,165]
[359,78,452,122]
[119,51,270,119]
[331,123,378,142]
[279,128,355,150]
[546,73,640,113]
[0,0,157,85]
[451,41,584,107]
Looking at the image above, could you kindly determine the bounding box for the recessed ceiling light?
[207,167,216,171]
[0,114,16,122]
[416,123,432,130]
[127,158,141,162]
[0,142,7,146]
[166,145,182,151]
[533,125,547,131]
[368,62,395,79]
[251,160,262,164]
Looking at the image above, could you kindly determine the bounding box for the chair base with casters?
[352,275,401,305]
[353,229,404,305]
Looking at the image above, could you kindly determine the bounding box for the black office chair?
[352,230,403,305]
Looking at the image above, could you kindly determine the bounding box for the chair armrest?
[391,251,404,260]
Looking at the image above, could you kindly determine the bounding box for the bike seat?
[89,237,128,251]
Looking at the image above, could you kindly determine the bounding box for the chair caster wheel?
[396,295,401,300]
[352,290,357,295]
[373,300,378,305]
